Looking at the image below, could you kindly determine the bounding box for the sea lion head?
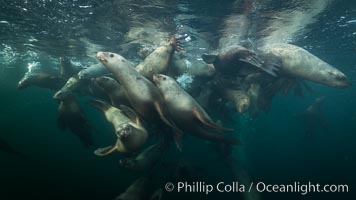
[152,74,176,91]
[94,76,116,90]
[53,89,73,102]
[322,69,351,88]
[97,52,129,68]
[236,95,250,114]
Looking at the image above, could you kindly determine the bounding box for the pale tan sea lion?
[88,99,148,155]
[153,74,239,145]
[96,51,182,148]
[259,43,351,88]
[135,37,179,80]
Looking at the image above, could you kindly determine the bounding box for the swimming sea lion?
[94,76,129,107]
[17,72,66,90]
[77,63,110,80]
[96,52,182,147]
[222,88,250,114]
[135,37,179,80]
[153,74,239,145]
[259,43,351,88]
[55,92,95,148]
[119,143,165,172]
[88,99,148,155]
[202,45,279,76]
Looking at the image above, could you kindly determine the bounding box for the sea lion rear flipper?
[201,54,218,64]
[193,108,234,132]
[119,104,141,125]
[87,99,110,112]
[94,145,117,156]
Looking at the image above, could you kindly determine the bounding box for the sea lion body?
[78,63,109,80]
[88,100,148,155]
[135,38,177,80]
[17,72,66,90]
[94,76,129,107]
[153,74,238,145]
[259,43,351,88]
[55,92,95,147]
[53,75,83,99]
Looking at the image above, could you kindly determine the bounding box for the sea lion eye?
[162,77,166,81]
[109,53,114,58]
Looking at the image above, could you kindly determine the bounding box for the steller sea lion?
[153,74,239,145]
[135,37,179,81]
[88,99,148,155]
[54,91,95,148]
[94,76,129,107]
[96,51,182,148]
[259,43,351,88]
[17,72,66,90]
[202,45,279,77]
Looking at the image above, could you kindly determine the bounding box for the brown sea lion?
[153,74,239,145]
[54,91,95,148]
[96,51,182,147]
[202,45,279,76]
[259,43,351,88]
[53,75,83,99]
[135,37,179,80]
[17,72,66,90]
[88,99,148,155]
[94,76,129,107]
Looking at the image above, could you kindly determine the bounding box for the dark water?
[1,0,355,200]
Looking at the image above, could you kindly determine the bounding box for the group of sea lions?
[13,33,350,199]
[10,1,352,199]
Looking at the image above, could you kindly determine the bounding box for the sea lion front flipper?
[57,114,67,131]
[201,54,219,64]
[193,108,234,132]
[119,104,141,125]
[94,145,117,156]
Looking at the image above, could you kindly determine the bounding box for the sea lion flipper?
[201,54,218,64]
[119,104,141,125]
[94,145,117,156]
[193,108,233,132]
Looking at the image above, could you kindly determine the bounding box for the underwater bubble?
[176,73,194,89]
